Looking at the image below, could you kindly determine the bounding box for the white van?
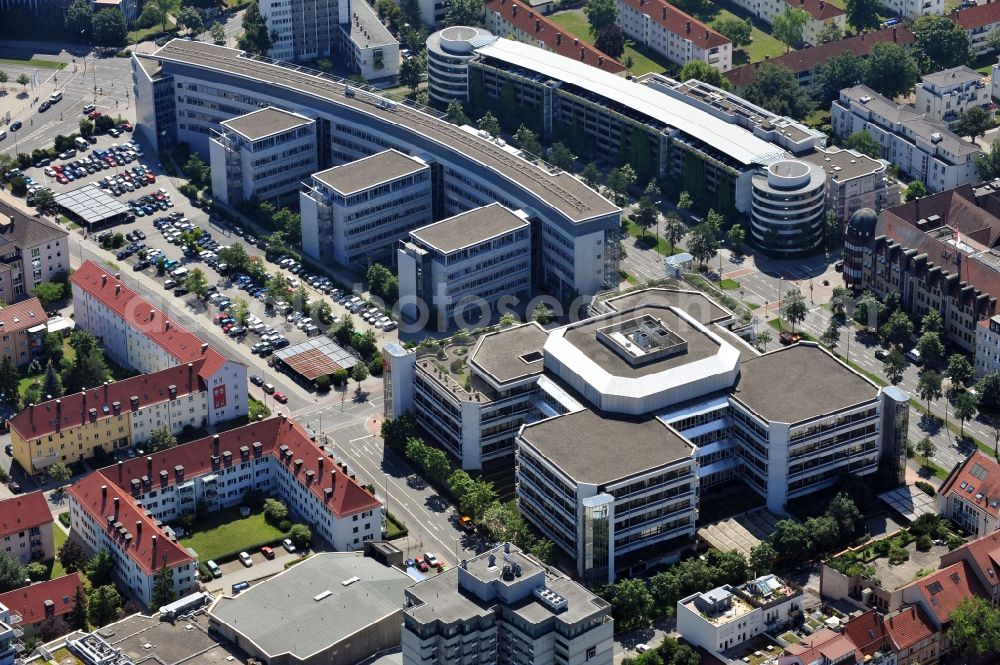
[171,266,189,278]
[49,90,62,103]
[74,136,88,151]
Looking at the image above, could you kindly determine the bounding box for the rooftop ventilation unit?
[533,587,568,613]
[313,590,332,602]
[342,576,360,586]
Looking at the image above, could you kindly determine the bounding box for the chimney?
[511,4,516,16]
[149,309,155,319]
[556,32,562,45]
[574,38,578,46]
[598,55,604,66]
[115,284,120,295]
[201,343,208,354]
[168,384,177,399]
[705,29,709,39]
[331,469,337,488]
[152,535,157,555]
[136,520,142,537]
[101,274,107,286]
[580,47,585,59]
[165,319,170,331]
[113,496,120,516]
[819,0,824,7]
[685,21,691,33]
[146,456,153,475]
[318,457,324,472]
[188,362,193,384]
[213,434,220,455]
[55,398,61,417]
[104,381,109,401]
[535,18,541,31]
[661,6,666,18]
[101,484,108,498]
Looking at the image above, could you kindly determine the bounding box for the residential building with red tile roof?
[901,561,986,628]
[780,627,863,665]
[725,26,915,89]
[940,530,1000,606]
[616,0,732,71]
[0,298,46,368]
[845,606,940,665]
[950,3,1000,56]
[9,361,214,473]
[0,491,54,564]
[723,0,844,51]
[0,574,85,638]
[484,0,626,74]
[70,260,246,426]
[938,450,1000,537]
[66,415,383,608]
[0,198,70,305]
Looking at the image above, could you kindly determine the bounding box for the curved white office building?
[425,26,495,104]
[750,159,826,255]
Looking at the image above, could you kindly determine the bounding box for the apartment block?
[617,0,731,71]
[843,607,940,665]
[0,491,54,564]
[976,313,1000,377]
[951,2,1000,57]
[832,85,981,193]
[67,416,383,607]
[301,149,432,270]
[9,362,211,473]
[133,40,620,304]
[0,298,46,368]
[484,0,625,73]
[802,147,898,222]
[937,450,1000,537]
[915,66,989,124]
[402,543,614,665]
[0,201,69,303]
[844,183,1000,353]
[727,0,845,46]
[397,204,531,325]
[340,0,400,81]
[881,0,941,18]
[70,260,247,425]
[209,107,317,208]
[0,574,86,639]
[0,601,17,665]
[676,575,802,657]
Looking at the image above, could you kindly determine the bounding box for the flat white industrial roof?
[475,39,786,167]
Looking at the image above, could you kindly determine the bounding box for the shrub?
[915,480,936,496]
[888,544,909,565]
[315,374,331,392]
[449,358,464,373]
[278,519,292,532]
[916,534,933,552]
[262,498,288,525]
[59,513,71,528]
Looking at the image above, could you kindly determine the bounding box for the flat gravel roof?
[410,203,528,254]
[313,149,426,195]
[470,322,548,384]
[222,107,313,140]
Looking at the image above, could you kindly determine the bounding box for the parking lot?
[14,121,400,409]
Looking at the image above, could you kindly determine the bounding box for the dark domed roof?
[848,208,878,236]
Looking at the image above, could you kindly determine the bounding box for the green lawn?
[127,19,177,45]
[719,278,740,290]
[623,220,681,256]
[179,507,287,563]
[0,57,66,70]
[19,339,76,394]
[548,11,672,75]
[50,523,68,579]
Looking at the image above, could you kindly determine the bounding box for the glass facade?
[582,494,613,586]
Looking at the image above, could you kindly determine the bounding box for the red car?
[57,175,68,184]
[260,546,275,560]
[87,110,101,120]
[121,121,133,132]
[417,559,429,572]
[273,392,288,404]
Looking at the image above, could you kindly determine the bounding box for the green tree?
[917,370,943,414]
[743,63,813,119]
[33,281,63,309]
[87,585,121,627]
[399,52,425,92]
[611,578,653,631]
[477,111,501,136]
[585,0,618,36]
[916,435,936,465]
[816,19,843,44]
[846,0,880,32]
[955,391,979,437]
[595,25,626,59]
[988,25,1000,54]
[151,565,176,608]
[977,371,1000,416]
[821,319,840,347]
[679,60,731,90]
[0,72,7,92]
[665,214,686,253]
[754,330,773,351]
[514,125,541,155]
[211,22,227,44]
[715,16,751,47]
[92,8,126,47]
[263,498,289,524]
[633,197,658,236]
[184,268,209,298]
[977,140,1000,180]
[218,243,249,273]
[448,468,474,502]
[176,6,203,34]
[0,551,26,592]
[827,493,861,538]
[65,0,93,42]
[0,357,18,407]
[749,541,777,574]
[884,347,908,385]
[352,361,369,388]
[288,523,312,547]
[844,131,881,159]
[913,15,972,70]
[813,53,866,105]
[880,309,914,347]
[581,162,601,188]
[532,303,554,324]
[772,7,809,51]
[947,353,975,387]
[444,0,483,26]
[68,586,88,630]
[916,331,945,366]
[904,180,928,202]
[948,596,1000,663]
[770,520,812,565]
[34,188,55,211]
[238,1,272,56]
[781,290,807,332]
[547,142,575,171]
[49,462,72,483]
[953,107,996,142]
[688,224,719,266]
[138,0,179,33]
[15,73,29,93]
[147,425,177,453]
[922,309,944,335]
[86,549,114,587]
[806,515,841,552]
[460,478,498,520]
[79,118,95,137]
[863,42,919,100]
[445,99,470,125]
[59,538,88,573]
[605,164,636,205]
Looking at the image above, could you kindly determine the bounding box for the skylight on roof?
[961,481,968,489]
[971,463,989,480]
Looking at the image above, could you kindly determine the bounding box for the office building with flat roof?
[386,288,907,582]
[301,149,432,269]
[397,204,532,326]
[832,85,981,193]
[402,543,614,665]
[133,39,620,304]
[802,147,898,222]
[209,107,317,207]
[749,159,827,255]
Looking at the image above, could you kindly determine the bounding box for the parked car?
[261,546,275,560]
[250,375,264,387]
[273,392,287,404]
[239,551,253,567]
[206,560,223,578]
[263,383,276,394]
[282,538,296,553]
[423,553,439,568]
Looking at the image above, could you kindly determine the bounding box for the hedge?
[58,512,71,528]
[386,511,408,540]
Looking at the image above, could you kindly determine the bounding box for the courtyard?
[177,506,287,565]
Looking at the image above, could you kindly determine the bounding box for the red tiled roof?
[725,26,915,87]
[884,604,937,651]
[786,0,844,21]
[9,360,207,442]
[0,574,85,626]
[70,260,235,381]
[484,0,625,72]
[784,628,862,665]
[950,3,1000,30]
[0,491,51,538]
[941,530,1000,594]
[0,298,46,335]
[905,561,986,625]
[844,610,891,657]
[620,0,729,51]
[939,450,1000,520]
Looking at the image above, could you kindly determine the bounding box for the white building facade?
[617,0,732,71]
[915,66,989,124]
[803,147,899,222]
[725,0,845,46]
[750,159,826,255]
